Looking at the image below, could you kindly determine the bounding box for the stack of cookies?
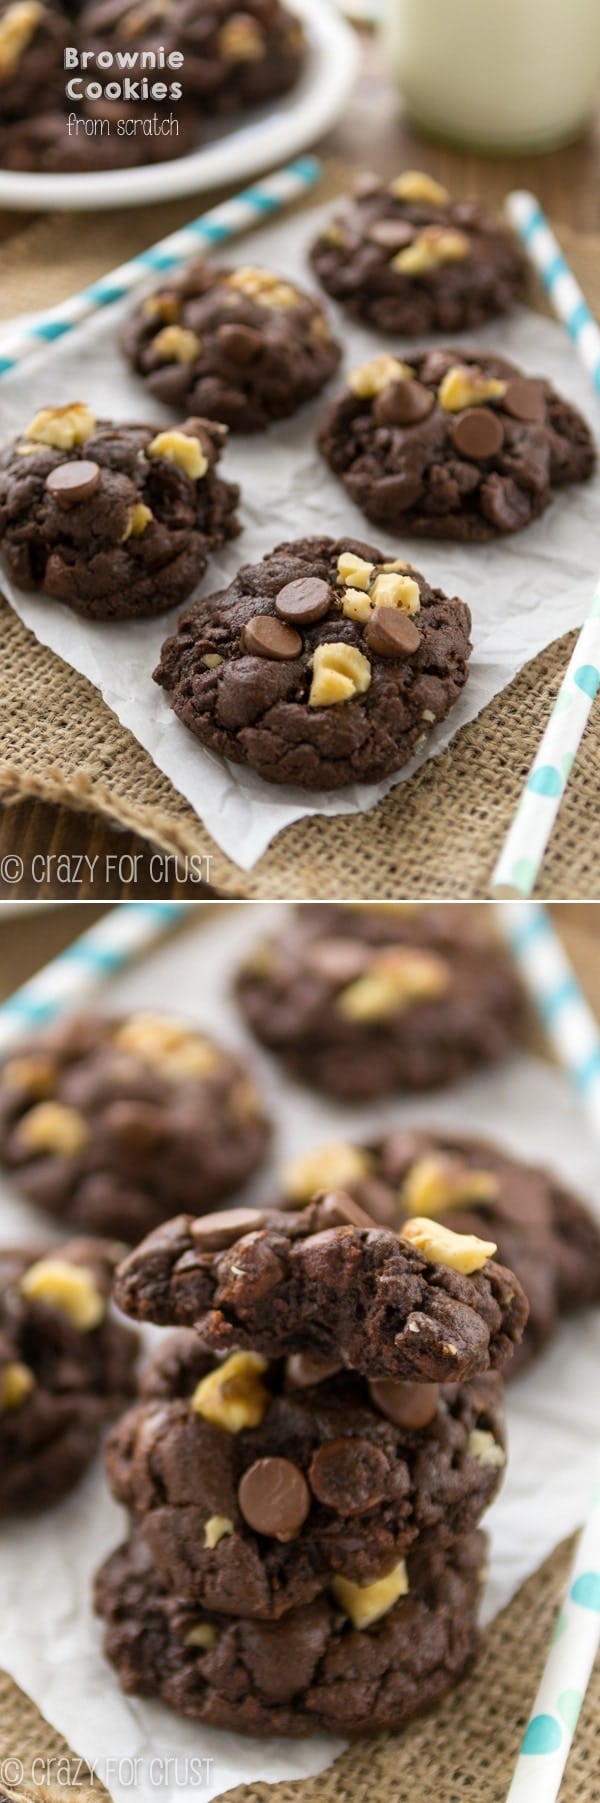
[95,1191,528,1737]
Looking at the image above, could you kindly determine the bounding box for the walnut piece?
[15,1100,89,1156]
[332,1558,409,1628]
[309,642,371,708]
[25,404,96,450]
[20,1257,106,1330]
[401,1217,497,1274]
[0,1361,35,1412]
[146,430,208,480]
[121,502,153,542]
[225,267,299,310]
[337,948,449,1022]
[191,1352,270,1433]
[401,1154,500,1217]
[283,1140,371,1204]
[152,325,201,364]
[337,552,375,591]
[0,2,43,80]
[203,1514,235,1549]
[183,1622,219,1648]
[218,13,265,61]
[392,227,469,275]
[113,1014,221,1079]
[141,292,181,324]
[468,1428,506,1469]
[438,366,507,412]
[348,355,413,398]
[388,170,450,206]
[1,1055,55,1097]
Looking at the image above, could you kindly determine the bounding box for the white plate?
[0,0,359,212]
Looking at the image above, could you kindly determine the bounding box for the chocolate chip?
[314,1190,378,1231]
[308,1436,389,1515]
[450,407,504,460]
[190,1207,266,1251]
[368,1378,439,1429]
[217,323,263,365]
[45,460,101,507]
[373,378,435,429]
[275,577,332,624]
[502,378,547,423]
[368,220,415,253]
[237,1456,310,1540]
[303,938,371,985]
[353,172,383,200]
[243,615,302,660]
[365,606,422,659]
[285,1351,343,1389]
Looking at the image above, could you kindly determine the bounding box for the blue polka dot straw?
[495,902,600,1138]
[0,156,322,379]
[505,1470,600,1802]
[0,902,193,1055]
[491,578,600,897]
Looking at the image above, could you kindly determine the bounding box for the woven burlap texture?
[1,1534,598,1803]
[0,195,599,900]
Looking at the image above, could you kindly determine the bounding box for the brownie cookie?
[310,169,525,336]
[318,348,596,541]
[153,536,472,789]
[95,1527,484,1736]
[122,263,341,433]
[0,407,240,620]
[236,903,523,1099]
[280,1130,600,1376]
[79,0,306,115]
[114,1192,528,1381]
[0,1011,271,1242]
[0,0,67,120]
[0,1235,137,1513]
[106,1326,505,1618]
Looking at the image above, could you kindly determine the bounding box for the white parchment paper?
[0,904,599,1800]
[0,207,599,869]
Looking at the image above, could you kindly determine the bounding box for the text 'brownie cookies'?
[106,1325,506,1619]
[280,1133,600,1376]
[0,1235,137,1512]
[318,348,595,541]
[0,407,240,619]
[154,536,472,789]
[122,264,341,432]
[0,0,306,172]
[95,1527,485,1738]
[236,902,522,1099]
[113,1192,528,1381]
[310,169,525,336]
[0,1010,271,1240]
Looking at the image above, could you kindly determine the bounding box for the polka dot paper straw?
[0,902,192,1055]
[0,155,322,378]
[495,901,600,1138]
[491,577,600,897]
[505,1475,600,1803]
[506,190,600,393]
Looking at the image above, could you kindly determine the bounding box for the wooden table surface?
[1,23,599,902]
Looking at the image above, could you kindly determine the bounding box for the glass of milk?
[383,0,600,153]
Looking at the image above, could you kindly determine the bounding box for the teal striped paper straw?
[495,901,600,1136]
[491,577,600,897]
[0,155,321,378]
[506,190,600,395]
[0,902,193,1054]
[505,1473,600,1803]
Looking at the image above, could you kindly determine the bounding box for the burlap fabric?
[0,192,599,899]
[1,1534,598,1802]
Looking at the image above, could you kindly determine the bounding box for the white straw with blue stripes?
[496,902,600,1136]
[0,902,193,1055]
[506,190,600,392]
[490,191,600,895]
[0,155,321,378]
